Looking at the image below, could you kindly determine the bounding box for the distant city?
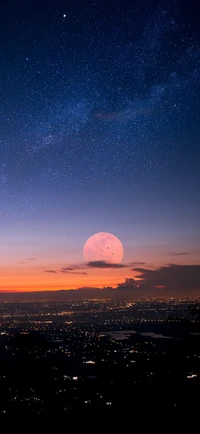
[0,297,199,417]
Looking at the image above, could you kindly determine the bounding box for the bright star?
[63,14,66,18]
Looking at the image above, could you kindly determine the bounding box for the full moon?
[83,232,124,264]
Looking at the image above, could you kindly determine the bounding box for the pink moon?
[83,232,124,264]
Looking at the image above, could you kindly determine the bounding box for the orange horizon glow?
[0,273,133,292]
[1,240,199,292]
[0,260,141,292]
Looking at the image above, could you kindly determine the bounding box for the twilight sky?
[0,0,200,294]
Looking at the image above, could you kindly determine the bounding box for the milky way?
[0,0,200,240]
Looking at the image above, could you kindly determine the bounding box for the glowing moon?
[83,232,123,264]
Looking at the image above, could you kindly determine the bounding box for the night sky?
[0,0,200,294]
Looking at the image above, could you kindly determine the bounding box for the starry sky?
[0,0,200,294]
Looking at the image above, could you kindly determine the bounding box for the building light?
[187,374,197,379]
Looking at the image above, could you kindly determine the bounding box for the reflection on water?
[140,332,172,339]
[105,330,172,340]
[106,331,137,340]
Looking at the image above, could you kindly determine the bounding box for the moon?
[83,232,123,264]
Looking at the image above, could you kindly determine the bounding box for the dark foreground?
[0,299,199,421]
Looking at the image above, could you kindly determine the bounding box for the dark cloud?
[130,262,147,270]
[43,261,143,274]
[133,267,153,273]
[171,252,188,256]
[43,266,87,275]
[130,262,146,265]
[63,271,87,275]
[62,267,75,271]
[61,266,83,271]
[134,264,200,292]
[117,278,140,289]
[61,268,87,275]
[87,261,126,269]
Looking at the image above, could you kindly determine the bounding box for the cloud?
[61,266,82,271]
[134,264,200,292]
[133,267,152,274]
[43,261,132,273]
[101,264,200,296]
[130,262,147,269]
[116,278,140,290]
[41,263,200,296]
[61,266,87,275]
[87,261,126,269]
[61,268,87,275]
[43,266,87,275]
[171,252,188,256]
